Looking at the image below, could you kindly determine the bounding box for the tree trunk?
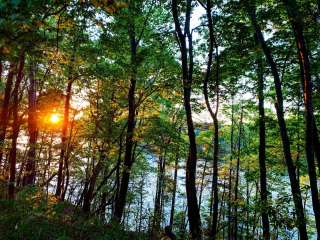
[313,120,320,175]
[81,87,115,208]
[245,170,250,239]
[283,0,320,237]
[211,116,219,237]
[56,77,73,197]
[171,0,202,238]
[45,134,53,195]
[138,174,144,232]
[0,63,16,167]
[8,51,25,199]
[257,47,270,240]
[217,174,227,235]
[152,152,165,239]
[234,107,243,240]
[0,61,2,81]
[99,192,107,221]
[23,62,37,186]
[113,2,138,222]
[16,149,28,186]
[61,114,77,200]
[245,1,308,238]
[200,1,220,237]
[83,152,105,213]
[169,147,179,228]
[198,154,208,211]
[228,100,234,240]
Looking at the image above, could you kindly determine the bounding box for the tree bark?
[256,49,270,240]
[283,0,320,237]
[8,51,25,199]
[83,152,104,213]
[169,147,179,228]
[0,63,16,168]
[113,133,124,216]
[228,100,234,240]
[0,61,2,81]
[234,107,243,240]
[55,77,73,197]
[171,0,202,238]
[200,1,220,237]
[113,1,138,222]
[138,174,144,232]
[23,62,38,186]
[245,1,308,238]
[313,120,320,175]
[245,169,250,239]
[152,151,165,239]
[198,154,208,211]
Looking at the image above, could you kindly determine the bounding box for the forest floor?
[0,183,145,240]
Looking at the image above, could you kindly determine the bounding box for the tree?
[1,0,320,239]
[8,50,25,199]
[256,41,270,240]
[171,0,202,238]
[282,0,320,237]
[199,0,221,238]
[244,1,308,238]
[22,62,37,186]
[113,0,141,222]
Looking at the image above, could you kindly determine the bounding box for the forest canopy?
[0,0,320,239]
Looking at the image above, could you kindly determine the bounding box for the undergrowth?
[0,186,144,240]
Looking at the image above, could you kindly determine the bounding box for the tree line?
[0,0,320,239]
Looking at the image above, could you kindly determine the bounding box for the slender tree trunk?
[0,61,2,81]
[113,134,123,215]
[252,181,259,238]
[152,143,169,237]
[152,154,161,237]
[283,1,320,237]
[82,88,115,209]
[178,205,188,240]
[245,172,250,239]
[56,66,74,197]
[16,149,28,186]
[211,78,220,238]
[200,1,220,237]
[198,154,208,210]
[228,100,234,240]
[172,1,202,238]
[0,63,16,167]
[313,121,320,175]
[83,153,105,213]
[138,174,144,232]
[99,192,107,221]
[45,134,53,194]
[152,151,166,238]
[23,62,37,186]
[169,147,179,228]
[257,48,270,240]
[245,2,308,238]
[113,2,138,222]
[61,154,69,200]
[218,174,227,234]
[234,107,243,240]
[159,149,167,223]
[8,51,25,199]
[61,115,76,200]
[183,32,202,240]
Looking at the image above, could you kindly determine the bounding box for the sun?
[49,113,61,124]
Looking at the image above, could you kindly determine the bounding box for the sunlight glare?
[50,113,61,124]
